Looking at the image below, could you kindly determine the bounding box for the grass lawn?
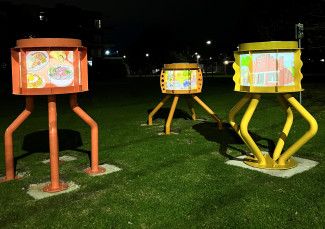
[0,77,324,228]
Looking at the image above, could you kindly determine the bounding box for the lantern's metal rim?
[16,38,82,48]
[238,41,299,52]
[163,63,199,70]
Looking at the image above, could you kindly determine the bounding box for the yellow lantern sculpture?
[148,63,222,134]
[229,41,318,169]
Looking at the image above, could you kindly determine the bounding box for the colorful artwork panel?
[164,70,197,90]
[239,52,295,87]
[26,51,74,89]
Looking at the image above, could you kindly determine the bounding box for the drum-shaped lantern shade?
[11,38,88,95]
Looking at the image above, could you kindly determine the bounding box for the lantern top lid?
[15,38,82,48]
[163,63,199,70]
[237,41,299,52]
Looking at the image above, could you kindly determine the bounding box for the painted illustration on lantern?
[240,52,295,87]
[164,70,198,90]
[26,50,74,89]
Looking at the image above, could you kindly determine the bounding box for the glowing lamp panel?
[26,51,75,89]
[164,70,198,91]
[240,52,295,87]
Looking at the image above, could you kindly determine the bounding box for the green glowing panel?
[240,54,251,86]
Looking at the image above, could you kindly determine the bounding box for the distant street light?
[39,11,47,22]
[320,58,325,62]
[104,50,110,56]
[206,40,212,45]
[194,52,198,56]
[223,60,234,75]
[145,53,149,57]
[196,55,201,64]
[123,55,127,59]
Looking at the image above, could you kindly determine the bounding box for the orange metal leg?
[70,94,106,174]
[43,95,68,193]
[1,96,34,182]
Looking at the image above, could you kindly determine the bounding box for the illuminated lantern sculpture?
[2,38,106,192]
[229,41,318,169]
[148,63,222,134]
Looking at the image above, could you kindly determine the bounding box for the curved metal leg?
[228,94,252,142]
[43,95,68,193]
[70,94,106,175]
[278,94,318,166]
[186,96,196,120]
[273,95,294,161]
[240,94,267,166]
[165,95,179,135]
[192,95,223,129]
[2,96,34,182]
[148,95,171,125]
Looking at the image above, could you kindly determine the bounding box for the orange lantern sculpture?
[2,38,106,192]
[148,63,222,134]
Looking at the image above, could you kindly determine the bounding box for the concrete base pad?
[226,155,318,178]
[0,171,30,182]
[87,164,122,177]
[27,181,80,200]
[158,132,179,136]
[141,123,162,127]
[42,155,77,164]
[193,118,206,121]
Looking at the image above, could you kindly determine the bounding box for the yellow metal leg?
[273,95,294,161]
[240,94,270,167]
[192,95,222,129]
[165,95,179,135]
[278,94,318,166]
[228,94,252,142]
[186,96,196,120]
[148,95,171,125]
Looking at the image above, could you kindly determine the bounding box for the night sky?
[0,0,323,66]
[0,0,308,48]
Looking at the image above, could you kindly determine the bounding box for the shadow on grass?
[14,129,90,168]
[192,122,275,160]
[147,108,192,121]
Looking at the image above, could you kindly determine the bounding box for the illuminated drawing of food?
[48,65,74,87]
[26,51,49,71]
[27,73,45,88]
[50,51,66,62]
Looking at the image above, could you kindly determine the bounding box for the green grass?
[0,77,324,228]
